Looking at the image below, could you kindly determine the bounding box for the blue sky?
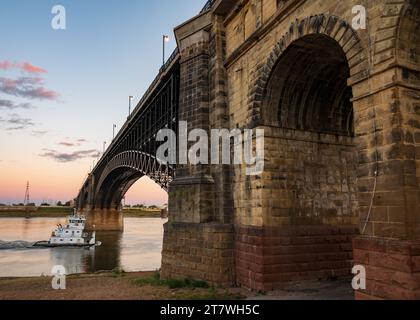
[0,0,206,205]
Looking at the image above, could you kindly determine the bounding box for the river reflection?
[85,231,123,272]
[0,218,166,277]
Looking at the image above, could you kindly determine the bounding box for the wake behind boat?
[33,211,101,248]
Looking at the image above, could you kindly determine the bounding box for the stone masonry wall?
[234,128,359,227]
[236,225,358,291]
[162,222,235,286]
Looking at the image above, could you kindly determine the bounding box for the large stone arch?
[233,4,420,297]
[247,14,366,128]
[235,15,366,291]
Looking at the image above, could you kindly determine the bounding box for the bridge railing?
[129,47,179,120]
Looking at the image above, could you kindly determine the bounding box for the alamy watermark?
[51,265,66,290]
[156,122,265,176]
[352,265,366,290]
[51,5,66,30]
[352,5,367,30]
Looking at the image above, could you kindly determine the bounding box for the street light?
[163,35,170,65]
[128,96,134,118]
[103,141,107,154]
[113,124,116,140]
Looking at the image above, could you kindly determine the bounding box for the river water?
[0,217,167,277]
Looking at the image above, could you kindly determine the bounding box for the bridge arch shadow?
[236,16,364,291]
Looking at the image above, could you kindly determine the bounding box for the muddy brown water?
[0,217,166,277]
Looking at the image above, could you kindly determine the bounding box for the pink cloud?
[20,62,47,74]
[0,77,59,101]
[0,61,13,70]
[30,87,59,100]
[0,61,48,74]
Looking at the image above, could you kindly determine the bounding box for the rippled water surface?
[0,217,166,277]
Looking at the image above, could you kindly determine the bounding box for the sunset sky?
[0,0,205,206]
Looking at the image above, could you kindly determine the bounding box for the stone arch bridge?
[76,0,420,299]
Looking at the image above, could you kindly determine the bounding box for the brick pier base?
[353,237,420,300]
[84,208,124,231]
[161,222,235,286]
[235,225,359,292]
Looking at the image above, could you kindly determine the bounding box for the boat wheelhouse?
[34,211,101,248]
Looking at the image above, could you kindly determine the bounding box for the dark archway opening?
[264,34,354,136]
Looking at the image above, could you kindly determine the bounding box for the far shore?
[0,206,164,219]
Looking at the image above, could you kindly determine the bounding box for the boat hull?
[33,241,102,248]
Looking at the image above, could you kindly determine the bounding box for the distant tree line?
[0,201,73,207]
[0,201,161,209]
[123,204,160,209]
[41,201,72,207]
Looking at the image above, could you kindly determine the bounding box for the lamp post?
[103,141,107,154]
[163,35,170,65]
[128,96,134,119]
[113,124,116,140]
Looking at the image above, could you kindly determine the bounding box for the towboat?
[33,211,101,248]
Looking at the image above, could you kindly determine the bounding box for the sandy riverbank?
[0,271,245,300]
[0,270,355,300]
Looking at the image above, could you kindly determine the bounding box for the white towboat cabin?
[49,213,96,246]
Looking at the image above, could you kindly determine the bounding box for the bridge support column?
[77,174,124,231]
[161,11,235,286]
[350,64,420,300]
[162,221,234,286]
[162,179,235,286]
[85,208,124,232]
[353,237,420,300]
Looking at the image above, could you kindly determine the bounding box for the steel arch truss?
[76,61,179,211]
[97,150,175,193]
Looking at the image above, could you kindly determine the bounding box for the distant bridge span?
[76,46,179,224]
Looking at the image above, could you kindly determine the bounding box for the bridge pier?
[162,176,235,286]
[161,11,235,287]
[76,174,124,231]
[162,221,234,286]
[85,208,124,232]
